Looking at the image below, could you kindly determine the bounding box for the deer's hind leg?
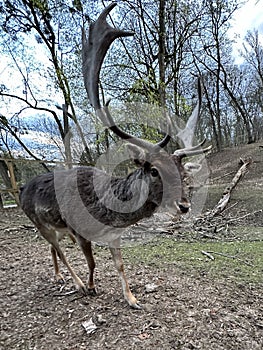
[50,245,64,284]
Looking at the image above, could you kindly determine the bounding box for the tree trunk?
[158,0,166,107]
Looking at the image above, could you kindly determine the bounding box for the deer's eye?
[150,168,159,177]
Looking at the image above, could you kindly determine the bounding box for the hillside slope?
[207,142,263,184]
[204,142,262,224]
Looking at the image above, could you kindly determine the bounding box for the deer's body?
[20,151,192,308]
[20,160,182,308]
[20,165,161,232]
[20,163,165,229]
[20,3,211,308]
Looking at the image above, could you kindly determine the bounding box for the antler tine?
[155,113,172,149]
[172,78,212,158]
[175,78,202,148]
[82,2,134,110]
[173,139,212,158]
[82,2,172,152]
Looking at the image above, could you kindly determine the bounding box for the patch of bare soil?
[0,209,262,350]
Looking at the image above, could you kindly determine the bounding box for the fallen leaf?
[82,318,97,335]
[138,333,150,340]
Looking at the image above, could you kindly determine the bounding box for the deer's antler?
[173,139,212,158]
[82,2,171,151]
[82,3,134,110]
[174,78,202,149]
[172,78,211,157]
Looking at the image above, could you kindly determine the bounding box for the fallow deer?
[20,3,211,309]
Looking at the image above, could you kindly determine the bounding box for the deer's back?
[20,167,96,230]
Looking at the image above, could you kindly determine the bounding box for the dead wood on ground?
[211,157,252,216]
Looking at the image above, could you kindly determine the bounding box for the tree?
[1,0,262,161]
[240,30,263,141]
[0,0,93,165]
[192,0,259,148]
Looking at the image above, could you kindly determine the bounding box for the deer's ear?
[126,144,147,166]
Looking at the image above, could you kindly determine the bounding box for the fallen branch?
[212,171,236,182]
[205,251,254,267]
[220,202,238,214]
[201,250,215,260]
[227,209,263,223]
[211,157,252,216]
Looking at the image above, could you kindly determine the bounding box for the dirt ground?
[0,209,262,350]
[0,144,263,350]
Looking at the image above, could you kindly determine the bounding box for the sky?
[229,0,263,62]
[231,0,263,36]
[1,1,263,87]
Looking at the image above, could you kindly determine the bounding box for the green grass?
[3,199,17,206]
[121,238,263,284]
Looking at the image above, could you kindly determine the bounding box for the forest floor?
[0,142,262,350]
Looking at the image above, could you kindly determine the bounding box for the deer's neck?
[71,167,162,228]
[101,168,161,227]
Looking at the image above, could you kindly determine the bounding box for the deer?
[19,3,211,309]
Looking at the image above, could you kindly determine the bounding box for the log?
[212,157,252,216]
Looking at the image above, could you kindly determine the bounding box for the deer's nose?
[178,202,190,214]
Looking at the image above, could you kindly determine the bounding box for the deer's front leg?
[109,240,141,309]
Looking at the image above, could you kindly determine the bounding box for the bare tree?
[192,0,256,148]
[1,0,93,164]
[231,30,263,142]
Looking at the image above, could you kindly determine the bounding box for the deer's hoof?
[128,297,142,310]
[55,274,65,284]
[77,284,88,296]
[126,293,142,309]
[88,287,97,296]
[131,301,142,310]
